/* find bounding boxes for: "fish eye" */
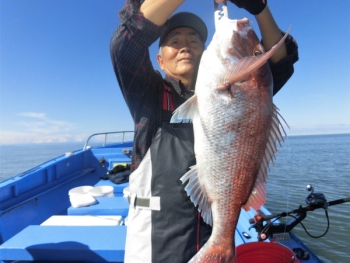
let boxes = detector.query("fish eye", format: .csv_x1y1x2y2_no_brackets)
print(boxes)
254,50,262,56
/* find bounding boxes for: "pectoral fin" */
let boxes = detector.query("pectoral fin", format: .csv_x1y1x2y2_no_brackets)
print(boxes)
180,165,213,226
223,27,291,86
170,94,198,123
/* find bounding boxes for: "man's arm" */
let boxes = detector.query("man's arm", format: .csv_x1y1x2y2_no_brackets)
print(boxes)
140,0,184,26
253,4,298,94
255,5,287,63
111,0,188,114
110,0,165,117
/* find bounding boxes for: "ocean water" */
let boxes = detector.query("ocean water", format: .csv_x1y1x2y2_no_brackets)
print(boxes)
266,133,350,263
0,142,84,182
0,134,349,262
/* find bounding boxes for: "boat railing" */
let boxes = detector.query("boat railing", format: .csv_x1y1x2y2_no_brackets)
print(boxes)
83,131,134,150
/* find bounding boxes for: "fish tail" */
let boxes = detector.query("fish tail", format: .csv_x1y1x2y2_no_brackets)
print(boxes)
189,241,236,263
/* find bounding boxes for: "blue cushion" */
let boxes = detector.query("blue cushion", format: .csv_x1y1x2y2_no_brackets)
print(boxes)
0,225,125,262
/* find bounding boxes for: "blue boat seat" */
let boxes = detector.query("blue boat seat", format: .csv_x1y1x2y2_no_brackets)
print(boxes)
67,196,129,217
0,225,125,262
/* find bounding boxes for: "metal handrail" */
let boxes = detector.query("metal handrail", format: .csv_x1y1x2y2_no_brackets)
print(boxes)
83,131,134,150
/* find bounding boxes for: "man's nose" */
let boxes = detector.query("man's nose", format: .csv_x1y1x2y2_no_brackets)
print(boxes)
179,45,191,53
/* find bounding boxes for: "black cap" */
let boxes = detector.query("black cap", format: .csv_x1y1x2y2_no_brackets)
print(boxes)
159,12,208,47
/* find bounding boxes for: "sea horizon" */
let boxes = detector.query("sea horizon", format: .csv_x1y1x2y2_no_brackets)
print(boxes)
0,132,349,146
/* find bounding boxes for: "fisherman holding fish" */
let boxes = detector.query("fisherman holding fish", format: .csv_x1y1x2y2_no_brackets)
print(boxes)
111,0,298,262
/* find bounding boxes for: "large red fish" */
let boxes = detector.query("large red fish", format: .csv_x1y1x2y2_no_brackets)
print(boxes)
171,17,289,263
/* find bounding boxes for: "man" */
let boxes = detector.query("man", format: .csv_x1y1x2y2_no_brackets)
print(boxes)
110,0,298,262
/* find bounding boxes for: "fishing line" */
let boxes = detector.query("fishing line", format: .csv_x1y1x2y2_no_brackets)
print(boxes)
281,131,291,236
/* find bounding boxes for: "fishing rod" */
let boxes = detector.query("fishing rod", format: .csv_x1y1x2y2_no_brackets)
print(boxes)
248,184,350,242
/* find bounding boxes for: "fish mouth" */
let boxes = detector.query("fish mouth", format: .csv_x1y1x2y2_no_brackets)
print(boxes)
237,18,249,25
236,18,250,31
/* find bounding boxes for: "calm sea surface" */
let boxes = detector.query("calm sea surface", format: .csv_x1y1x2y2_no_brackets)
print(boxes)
0,134,349,262
266,134,350,263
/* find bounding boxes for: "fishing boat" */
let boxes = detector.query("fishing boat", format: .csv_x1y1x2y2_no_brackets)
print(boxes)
0,131,348,263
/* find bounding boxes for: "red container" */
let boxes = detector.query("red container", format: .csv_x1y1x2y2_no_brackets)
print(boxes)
236,242,300,263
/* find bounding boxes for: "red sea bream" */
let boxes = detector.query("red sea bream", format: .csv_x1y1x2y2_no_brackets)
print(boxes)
171,16,290,263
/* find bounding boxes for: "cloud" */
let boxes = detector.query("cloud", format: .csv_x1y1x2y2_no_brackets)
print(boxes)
0,112,87,144
17,112,47,118
0,131,89,144
14,120,75,134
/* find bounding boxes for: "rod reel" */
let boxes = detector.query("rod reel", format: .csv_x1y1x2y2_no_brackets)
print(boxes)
305,184,328,209
248,184,350,241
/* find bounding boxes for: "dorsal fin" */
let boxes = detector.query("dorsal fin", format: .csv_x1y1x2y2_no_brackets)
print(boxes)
242,104,287,211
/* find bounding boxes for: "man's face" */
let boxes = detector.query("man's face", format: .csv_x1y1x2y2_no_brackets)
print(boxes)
157,27,204,82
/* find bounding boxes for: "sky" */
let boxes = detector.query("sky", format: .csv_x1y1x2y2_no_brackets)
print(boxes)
0,0,349,145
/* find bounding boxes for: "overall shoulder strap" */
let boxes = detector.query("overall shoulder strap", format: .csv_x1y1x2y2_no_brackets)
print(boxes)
162,84,175,111
161,83,175,123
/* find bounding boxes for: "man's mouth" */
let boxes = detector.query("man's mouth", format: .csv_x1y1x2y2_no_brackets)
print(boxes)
179,57,194,62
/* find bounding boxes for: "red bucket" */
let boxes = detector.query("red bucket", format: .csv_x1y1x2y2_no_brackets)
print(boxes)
236,242,300,263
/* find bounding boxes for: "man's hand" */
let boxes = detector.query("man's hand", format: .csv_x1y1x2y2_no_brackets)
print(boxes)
216,0,267,15
140,0,185,26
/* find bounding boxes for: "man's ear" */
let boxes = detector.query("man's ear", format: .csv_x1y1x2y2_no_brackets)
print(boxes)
157,54,165,71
